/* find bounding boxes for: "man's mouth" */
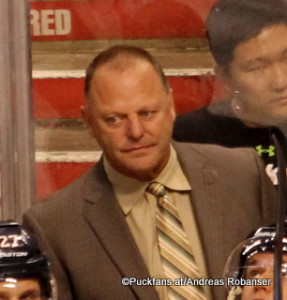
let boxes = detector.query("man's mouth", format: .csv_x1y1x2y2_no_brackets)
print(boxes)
122,144,155,153
272,95,287,106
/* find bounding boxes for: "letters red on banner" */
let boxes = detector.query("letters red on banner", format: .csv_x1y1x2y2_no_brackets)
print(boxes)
30,0,215,41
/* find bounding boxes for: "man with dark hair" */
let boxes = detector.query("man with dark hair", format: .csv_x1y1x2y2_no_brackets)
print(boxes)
173,0,287,184
24,45,276,300
207,0,287,69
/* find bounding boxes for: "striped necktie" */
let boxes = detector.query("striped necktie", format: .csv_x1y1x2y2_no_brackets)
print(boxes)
146,182,206,300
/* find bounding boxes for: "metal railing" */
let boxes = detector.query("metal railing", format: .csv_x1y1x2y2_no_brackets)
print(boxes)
0,0,35,221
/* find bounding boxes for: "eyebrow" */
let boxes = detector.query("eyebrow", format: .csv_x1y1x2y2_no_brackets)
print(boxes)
243,57,270,67
243,47,287,66
20,288,41,298
246,257,264,267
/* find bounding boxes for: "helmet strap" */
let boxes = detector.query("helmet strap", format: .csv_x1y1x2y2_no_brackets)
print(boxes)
227,286,242,300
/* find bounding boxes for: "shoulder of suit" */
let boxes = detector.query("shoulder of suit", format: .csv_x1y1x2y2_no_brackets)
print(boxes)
28,165,98,211
173,140,256,163
174,140,253,154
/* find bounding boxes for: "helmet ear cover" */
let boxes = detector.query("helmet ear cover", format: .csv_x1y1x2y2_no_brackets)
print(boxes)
0,221,52,298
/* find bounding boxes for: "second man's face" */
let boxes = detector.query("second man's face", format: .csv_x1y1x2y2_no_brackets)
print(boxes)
225,24,287,126
0,279,42,300
242,253,287,300
84,60,175,181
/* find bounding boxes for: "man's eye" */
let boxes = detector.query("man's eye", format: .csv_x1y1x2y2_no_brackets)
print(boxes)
105,116,121,125
247,270,259,278
139,111,155,118
281,264,287,277
282,268,287,277
246,266,263,279
247,64,266,72
20,291,41,300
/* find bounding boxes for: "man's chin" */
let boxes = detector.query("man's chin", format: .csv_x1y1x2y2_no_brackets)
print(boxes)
118,161,163,181
242,112,286,127
262,107,287,125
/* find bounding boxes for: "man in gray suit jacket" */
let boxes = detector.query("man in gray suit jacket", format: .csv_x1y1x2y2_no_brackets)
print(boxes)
23,45,276,300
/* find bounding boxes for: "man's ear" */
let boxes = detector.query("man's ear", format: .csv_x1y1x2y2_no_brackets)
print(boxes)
168,88,176,121
214,65,234,95
81,105,88,125
81,104,96,139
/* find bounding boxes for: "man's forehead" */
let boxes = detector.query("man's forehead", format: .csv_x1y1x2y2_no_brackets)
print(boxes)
247,253,287,264
94,56,151,75
0,278,40,292
90,60,163,93
234,24,287,60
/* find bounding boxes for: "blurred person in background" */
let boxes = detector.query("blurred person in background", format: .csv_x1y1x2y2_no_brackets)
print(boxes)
173,0,287,185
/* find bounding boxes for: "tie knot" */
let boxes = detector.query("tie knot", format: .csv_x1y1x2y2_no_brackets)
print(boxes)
146,182,166,198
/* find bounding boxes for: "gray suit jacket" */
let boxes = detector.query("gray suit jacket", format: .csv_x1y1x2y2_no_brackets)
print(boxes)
23,142,276,300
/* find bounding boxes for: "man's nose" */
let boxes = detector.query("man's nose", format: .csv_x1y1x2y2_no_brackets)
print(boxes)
126,115,144,140
270,63,287,92
253,269,273,293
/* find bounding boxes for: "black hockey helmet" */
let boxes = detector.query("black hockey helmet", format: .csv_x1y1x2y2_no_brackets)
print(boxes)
0,221,54,299
241,223,287,267
224,222,287,300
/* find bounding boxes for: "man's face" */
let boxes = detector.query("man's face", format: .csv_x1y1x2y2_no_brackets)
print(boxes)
83,60,175,181
223,24,287,126
0,279,42,300
241,253,287,300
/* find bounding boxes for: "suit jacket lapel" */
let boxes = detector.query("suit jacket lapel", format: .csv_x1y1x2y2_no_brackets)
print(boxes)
82,162,159,300
174,142,225,281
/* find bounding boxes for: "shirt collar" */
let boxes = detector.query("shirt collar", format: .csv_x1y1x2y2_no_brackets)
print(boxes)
104,145,191,215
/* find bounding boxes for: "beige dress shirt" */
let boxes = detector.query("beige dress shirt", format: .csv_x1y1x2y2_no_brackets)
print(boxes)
104,146,211,299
